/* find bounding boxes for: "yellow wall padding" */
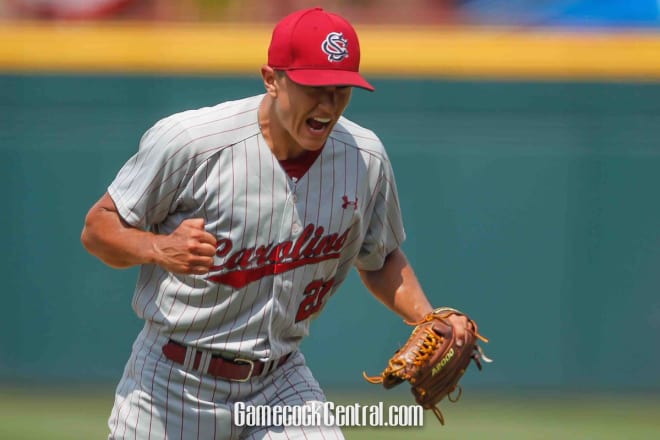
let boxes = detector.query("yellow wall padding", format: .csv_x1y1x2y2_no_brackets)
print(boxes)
2,22,660,80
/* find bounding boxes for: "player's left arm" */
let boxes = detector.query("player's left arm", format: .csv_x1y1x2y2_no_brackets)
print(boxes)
358,248,470,344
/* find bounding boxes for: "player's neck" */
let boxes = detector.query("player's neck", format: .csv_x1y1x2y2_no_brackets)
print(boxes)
258,95,308,161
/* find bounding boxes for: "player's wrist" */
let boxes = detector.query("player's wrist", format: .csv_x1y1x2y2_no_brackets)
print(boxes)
145,232,165,266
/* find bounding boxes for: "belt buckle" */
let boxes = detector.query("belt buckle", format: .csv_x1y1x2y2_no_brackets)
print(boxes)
232,358,255,382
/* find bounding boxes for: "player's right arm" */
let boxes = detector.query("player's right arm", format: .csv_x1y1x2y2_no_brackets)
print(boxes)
81,192,217,275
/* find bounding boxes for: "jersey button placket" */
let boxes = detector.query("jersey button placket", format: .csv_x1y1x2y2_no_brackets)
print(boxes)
269,179,303,352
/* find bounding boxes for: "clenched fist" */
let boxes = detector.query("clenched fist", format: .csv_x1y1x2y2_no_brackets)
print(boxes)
153,218,218,274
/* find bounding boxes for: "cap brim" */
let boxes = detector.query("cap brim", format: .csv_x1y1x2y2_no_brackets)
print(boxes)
286,69,375,92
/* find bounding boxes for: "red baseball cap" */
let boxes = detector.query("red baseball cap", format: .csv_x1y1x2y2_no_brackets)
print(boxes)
268,7,375,91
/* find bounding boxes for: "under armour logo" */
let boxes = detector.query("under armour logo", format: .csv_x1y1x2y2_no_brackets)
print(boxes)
322,32,349,62
342,195,358,209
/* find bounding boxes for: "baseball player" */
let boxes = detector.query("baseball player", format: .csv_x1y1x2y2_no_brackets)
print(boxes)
81,7,470,440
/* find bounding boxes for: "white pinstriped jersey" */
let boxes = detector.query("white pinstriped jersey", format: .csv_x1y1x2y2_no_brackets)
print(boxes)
108,94,405,361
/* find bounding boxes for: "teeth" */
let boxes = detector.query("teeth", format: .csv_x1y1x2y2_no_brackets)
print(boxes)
313,117,331,123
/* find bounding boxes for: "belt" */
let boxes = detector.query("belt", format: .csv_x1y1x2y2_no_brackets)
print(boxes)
162,339,291,382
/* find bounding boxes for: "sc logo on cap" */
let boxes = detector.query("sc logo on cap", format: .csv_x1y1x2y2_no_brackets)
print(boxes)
322,32,349,62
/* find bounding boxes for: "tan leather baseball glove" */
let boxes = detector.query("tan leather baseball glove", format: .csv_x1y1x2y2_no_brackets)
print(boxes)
363,307,492,425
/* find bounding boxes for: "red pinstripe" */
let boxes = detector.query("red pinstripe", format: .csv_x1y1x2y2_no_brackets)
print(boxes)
251,141,277,358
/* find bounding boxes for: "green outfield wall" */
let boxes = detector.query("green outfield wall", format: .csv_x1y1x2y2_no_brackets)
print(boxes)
1,74,659,391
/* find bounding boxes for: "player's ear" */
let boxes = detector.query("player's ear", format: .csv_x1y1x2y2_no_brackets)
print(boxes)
261,65,278,97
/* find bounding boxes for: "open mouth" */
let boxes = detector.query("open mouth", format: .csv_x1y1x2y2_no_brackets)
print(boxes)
306,117,332,134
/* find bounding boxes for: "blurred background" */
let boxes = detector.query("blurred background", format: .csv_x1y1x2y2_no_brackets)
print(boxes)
2,0,660,25
1,1,660,439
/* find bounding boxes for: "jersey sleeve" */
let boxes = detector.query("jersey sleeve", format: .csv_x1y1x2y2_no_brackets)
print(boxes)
354,152,406,271
107,117,196,229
